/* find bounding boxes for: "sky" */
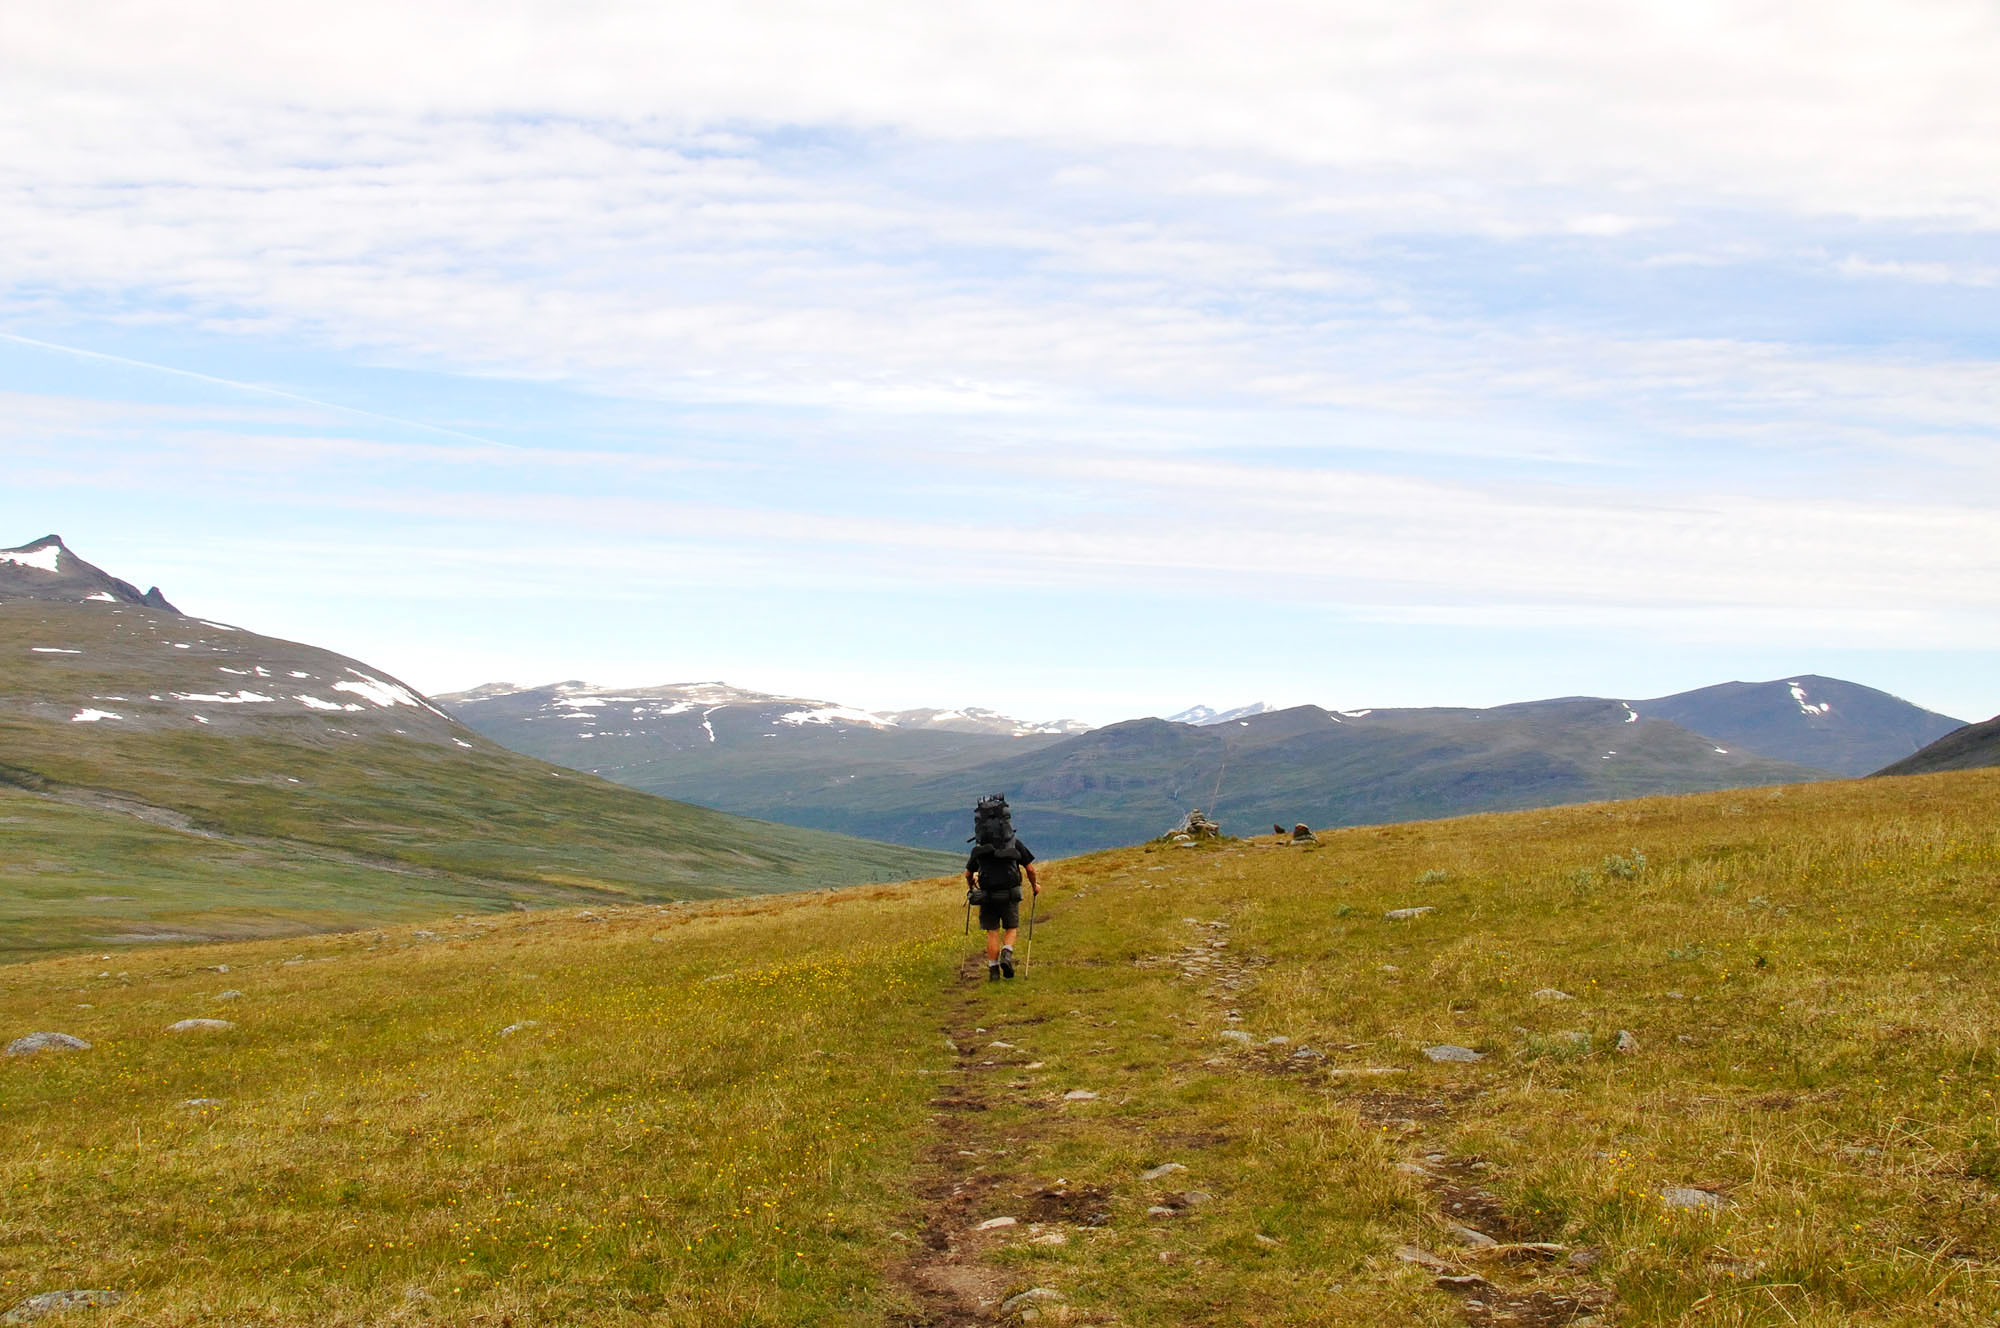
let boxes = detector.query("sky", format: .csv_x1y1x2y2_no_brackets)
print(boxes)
3,1,1997,725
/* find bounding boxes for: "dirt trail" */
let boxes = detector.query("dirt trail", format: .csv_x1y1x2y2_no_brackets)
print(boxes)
1343,1087,1616,1327
893,955,1057,1325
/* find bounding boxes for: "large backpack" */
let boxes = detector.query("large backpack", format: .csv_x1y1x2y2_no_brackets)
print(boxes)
971,793,1014,847
970,794,1023,896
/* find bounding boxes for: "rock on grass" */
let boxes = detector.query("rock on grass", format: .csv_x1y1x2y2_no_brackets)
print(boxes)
1662,1186,1727,1210
4,1033,90,1056
2,1290,126,1324
1423,1044,1485,1063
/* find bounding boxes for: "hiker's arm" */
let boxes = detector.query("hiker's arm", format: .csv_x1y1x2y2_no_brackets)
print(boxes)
1024,863,1039,895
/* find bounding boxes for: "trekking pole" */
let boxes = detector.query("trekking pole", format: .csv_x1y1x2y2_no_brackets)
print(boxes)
964,889,972,937
1024,890,1035,977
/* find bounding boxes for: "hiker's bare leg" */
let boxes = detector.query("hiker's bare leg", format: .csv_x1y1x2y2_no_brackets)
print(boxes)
986,930,1002,962
1002,927,1019,951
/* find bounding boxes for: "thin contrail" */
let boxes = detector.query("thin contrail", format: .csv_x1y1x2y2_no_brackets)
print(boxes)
0,330,526,452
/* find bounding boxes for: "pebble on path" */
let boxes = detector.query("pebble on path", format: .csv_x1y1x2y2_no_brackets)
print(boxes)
999,1287,1065,1315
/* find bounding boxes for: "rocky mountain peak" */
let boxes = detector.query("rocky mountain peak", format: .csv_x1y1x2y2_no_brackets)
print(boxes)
0,534,181,613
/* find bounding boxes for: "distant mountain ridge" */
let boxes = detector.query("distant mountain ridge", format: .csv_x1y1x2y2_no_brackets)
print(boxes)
1627,675,1959,778
439,679,1091,741
445,673,1970,858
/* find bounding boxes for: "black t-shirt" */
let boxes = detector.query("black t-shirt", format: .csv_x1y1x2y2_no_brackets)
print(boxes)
967,838,1035,886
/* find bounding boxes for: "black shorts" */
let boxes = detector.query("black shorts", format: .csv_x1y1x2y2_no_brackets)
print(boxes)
979,891,1021,931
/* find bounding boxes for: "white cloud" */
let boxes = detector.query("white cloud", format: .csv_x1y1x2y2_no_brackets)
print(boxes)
6,1,1999,221
4,0,1999,714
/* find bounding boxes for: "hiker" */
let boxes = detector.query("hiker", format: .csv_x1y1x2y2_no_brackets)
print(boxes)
965,793,1040,981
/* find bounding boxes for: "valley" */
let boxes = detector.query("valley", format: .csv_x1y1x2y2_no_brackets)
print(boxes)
5,768,1998,1324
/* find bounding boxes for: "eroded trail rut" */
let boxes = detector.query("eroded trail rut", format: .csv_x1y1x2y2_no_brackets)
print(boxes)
893,907,1616,1326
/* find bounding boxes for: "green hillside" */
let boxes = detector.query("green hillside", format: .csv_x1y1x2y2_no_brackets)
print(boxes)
5,769,1999,1324
0,602,952,956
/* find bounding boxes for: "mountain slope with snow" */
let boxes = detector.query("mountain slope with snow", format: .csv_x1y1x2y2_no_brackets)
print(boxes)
1627,675,1964,777
0,546,953,956
0,534,179,612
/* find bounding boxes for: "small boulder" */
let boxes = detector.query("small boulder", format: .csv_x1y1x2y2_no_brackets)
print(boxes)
2,1291,126,1324
1449,1224,1498,1249
1385,907,1434,921
5,1032,91,1057
1217,1030,1253,1044
1394,1245,1450,1271
215,990,244,1001
499,1021,540,1037
180,1098,224,1109
1662,1186,1727,1211
1531,988,1574,1001
1062,1089,1098,1102
1616,1029,1639,1054
1141,1162,1187,1181
165,1019,233,1034
1423,1044,1485,1063
975,1216,1017,1230
999,1287,1065,1315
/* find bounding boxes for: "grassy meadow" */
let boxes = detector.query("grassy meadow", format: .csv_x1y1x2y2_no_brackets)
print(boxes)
4,768,2000,1324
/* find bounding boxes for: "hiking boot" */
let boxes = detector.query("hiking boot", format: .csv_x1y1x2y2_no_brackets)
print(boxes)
1000,949,1015,979
987,964,1001,982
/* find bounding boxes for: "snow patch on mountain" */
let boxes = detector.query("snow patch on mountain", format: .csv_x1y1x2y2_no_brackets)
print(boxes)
1,545,61,572
1787,681,1832,717
336,670,448,716
778,706,893,728
298,695,365,712
1166,702,1273,726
